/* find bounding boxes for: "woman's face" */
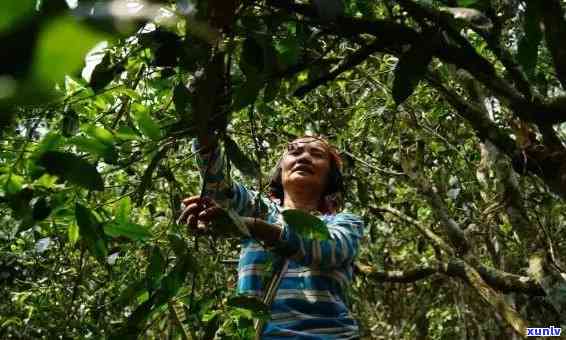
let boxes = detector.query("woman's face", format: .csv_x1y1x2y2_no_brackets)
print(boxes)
280,138,331,198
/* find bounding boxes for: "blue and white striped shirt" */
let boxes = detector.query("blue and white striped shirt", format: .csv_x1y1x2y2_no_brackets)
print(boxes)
195,142,363,339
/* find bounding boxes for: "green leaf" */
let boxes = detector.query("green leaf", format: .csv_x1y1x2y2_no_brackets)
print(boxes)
70,136,118,164
226,295,270,319
34,132,65,157
457,0,479,7
263,79,281,103
85,125,115,146
132,104,162,141
75,203,108,260
0,0,35,34
116,279,147,306
161,255,195,299
136,147,169,206
31,16,109,88
392,42,433,105
34,174,58,189
312,0,344,21
90,52,124,92
113,298,154,339
32,197,52,221
37,151,104,191
202,309,221,323
356,178,369,205
173,83,191,118
112,86,141,100
281,209,330,240
146,246,166,289
2,174,24,195
70,136,106,155
116,126,139,140
104,221,152,241
61,110,80,137
68,223,80,246
356,0,375,18
232,74,264,111
114,197,131,224
5,188,34,220
223,136,259,178
168,233,187,258
241,37,264,75
517,1,542,78
276,36,300,67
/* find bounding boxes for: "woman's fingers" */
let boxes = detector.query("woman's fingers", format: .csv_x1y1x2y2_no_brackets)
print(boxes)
182,196,214,207
178,197,210,218
177,203,200,225
187,214,198,228
182,196,202,205
176,206,189,225
177,196,222,235
198,206,223,222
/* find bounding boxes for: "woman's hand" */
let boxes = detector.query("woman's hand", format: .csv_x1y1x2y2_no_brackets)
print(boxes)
177,196,250,237
177,196,224,234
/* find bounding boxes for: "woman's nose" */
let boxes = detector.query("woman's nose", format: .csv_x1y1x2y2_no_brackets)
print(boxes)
295,152,312,163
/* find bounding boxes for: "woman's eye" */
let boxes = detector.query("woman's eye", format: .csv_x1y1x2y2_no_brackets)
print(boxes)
289,148,301,155
287,148,302,155
311,151,324,158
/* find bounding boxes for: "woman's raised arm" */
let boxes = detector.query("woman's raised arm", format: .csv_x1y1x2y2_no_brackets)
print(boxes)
192,137,266,217
276,212,364,269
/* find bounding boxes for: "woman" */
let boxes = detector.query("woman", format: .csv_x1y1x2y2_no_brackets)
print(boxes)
179,135,364,339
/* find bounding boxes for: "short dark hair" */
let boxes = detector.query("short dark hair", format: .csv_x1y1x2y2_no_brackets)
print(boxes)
268,136,344,212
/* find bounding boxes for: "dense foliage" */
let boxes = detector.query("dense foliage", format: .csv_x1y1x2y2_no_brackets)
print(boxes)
1,0,566,338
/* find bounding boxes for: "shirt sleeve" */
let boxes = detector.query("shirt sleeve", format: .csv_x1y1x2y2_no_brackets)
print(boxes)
276,212,364,269
192,139,267,217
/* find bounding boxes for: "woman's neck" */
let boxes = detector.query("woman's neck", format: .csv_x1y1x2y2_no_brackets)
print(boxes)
282,189,321,212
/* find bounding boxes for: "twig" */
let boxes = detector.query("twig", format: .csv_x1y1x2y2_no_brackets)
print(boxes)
343,150,404,176
294,38,385,97
370,205,454,255
248,105,264,216
187,151,213,312
67,246,86,330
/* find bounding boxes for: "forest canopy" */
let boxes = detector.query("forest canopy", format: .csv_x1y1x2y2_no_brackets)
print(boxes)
1,0,566,338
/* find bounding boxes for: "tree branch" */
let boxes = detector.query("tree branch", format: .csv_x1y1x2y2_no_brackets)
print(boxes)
294,39,386,97
343,150,405,176
457,259,527,337
398,0,533,101
267,0,421,43
370,205,454,256
270,0,566,125
426,71,518,156
370,202,534,334
355,262,437,283
417,182,470,255
355,260,545,296
540,0,566,89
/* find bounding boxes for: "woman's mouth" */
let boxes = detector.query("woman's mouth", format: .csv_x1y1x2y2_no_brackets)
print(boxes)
292,165,313,174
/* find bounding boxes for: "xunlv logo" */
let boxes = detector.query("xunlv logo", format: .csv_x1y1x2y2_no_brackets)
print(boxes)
526,326,562,337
